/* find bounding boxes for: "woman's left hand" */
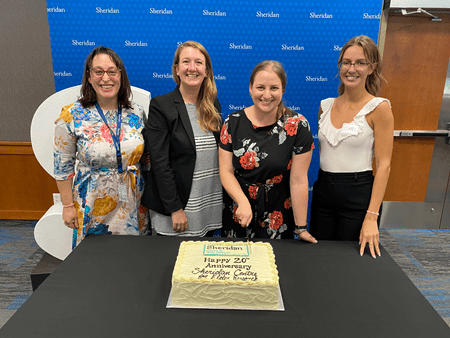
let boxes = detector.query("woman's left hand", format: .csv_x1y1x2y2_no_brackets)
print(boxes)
298,230,318,244
359,216,381,258
140,152,150,165
171,209,188,233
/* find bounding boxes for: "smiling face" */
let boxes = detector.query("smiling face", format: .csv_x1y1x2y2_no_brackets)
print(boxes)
175,47,207,92
249,66,283,116
339,45,374,91
88,53,121,107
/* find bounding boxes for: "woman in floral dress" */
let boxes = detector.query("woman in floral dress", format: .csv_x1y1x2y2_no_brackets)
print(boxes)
219,60,317,241
53,46,149,249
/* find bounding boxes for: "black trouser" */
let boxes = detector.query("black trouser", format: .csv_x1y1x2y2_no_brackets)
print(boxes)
310,169,381,241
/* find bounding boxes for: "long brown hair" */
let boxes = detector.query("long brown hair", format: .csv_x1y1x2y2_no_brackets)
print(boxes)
79,46,132,109
337,35,383,96
172,41,221,132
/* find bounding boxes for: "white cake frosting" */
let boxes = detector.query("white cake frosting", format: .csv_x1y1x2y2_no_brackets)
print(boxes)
171,241,279,309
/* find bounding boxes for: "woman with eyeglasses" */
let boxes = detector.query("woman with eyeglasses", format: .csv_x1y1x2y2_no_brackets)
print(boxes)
141,41,222,236
54,46,149,248
310,35,394,258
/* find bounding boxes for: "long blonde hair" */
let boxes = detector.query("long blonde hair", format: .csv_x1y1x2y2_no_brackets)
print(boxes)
172,41,221,132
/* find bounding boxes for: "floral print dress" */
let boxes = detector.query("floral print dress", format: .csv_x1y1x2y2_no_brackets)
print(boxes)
219,109,314,239
54,102,149,249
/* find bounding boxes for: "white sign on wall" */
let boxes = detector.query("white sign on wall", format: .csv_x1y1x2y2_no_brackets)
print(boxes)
390,0,449,8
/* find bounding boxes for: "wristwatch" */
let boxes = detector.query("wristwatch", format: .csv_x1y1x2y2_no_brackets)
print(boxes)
294,224,307,235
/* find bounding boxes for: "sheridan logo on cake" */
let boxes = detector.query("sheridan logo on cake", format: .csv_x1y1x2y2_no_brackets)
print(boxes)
203,243,249,257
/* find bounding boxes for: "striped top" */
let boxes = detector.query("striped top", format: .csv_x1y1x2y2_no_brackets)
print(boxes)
150,103,222,236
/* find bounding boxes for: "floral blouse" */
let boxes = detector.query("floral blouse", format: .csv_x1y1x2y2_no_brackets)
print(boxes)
54,101,148,248
219,109,314,239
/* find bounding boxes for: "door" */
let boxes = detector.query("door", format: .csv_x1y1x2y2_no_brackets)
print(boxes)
378,7,450,229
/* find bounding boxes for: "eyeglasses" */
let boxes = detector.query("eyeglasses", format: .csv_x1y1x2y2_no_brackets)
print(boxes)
89,68,121,78
339,61,371,70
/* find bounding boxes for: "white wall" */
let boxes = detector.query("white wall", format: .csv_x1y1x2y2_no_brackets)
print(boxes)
390,0,449,8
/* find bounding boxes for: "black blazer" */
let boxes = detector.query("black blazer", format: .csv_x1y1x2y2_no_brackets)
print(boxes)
141,87,221,215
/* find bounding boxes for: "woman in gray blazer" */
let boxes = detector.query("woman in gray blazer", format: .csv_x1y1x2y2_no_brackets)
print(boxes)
141,41,222,236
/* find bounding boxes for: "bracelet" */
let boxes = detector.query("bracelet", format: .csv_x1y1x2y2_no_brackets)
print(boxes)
367,210,379,216
294,224,308,234
63,203,74,208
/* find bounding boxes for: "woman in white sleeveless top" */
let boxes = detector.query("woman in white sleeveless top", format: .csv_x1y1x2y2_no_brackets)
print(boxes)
310,36,394,258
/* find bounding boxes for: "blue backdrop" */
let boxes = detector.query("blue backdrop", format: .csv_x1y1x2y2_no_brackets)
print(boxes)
46,0,383,221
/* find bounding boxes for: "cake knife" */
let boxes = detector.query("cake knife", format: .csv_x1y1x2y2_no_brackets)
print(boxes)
246,228,252,254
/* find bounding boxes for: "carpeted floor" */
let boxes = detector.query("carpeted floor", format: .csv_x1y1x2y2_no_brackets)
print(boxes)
0,220,449,329
379,228,450,327
0,220,43,328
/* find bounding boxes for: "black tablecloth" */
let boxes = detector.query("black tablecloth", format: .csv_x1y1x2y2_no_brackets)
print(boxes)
2,236,449,338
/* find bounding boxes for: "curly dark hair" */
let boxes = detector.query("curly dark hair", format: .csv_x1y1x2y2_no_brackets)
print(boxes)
79,46,132,109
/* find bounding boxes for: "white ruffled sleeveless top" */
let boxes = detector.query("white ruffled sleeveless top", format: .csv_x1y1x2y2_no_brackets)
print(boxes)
318,97,390,173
